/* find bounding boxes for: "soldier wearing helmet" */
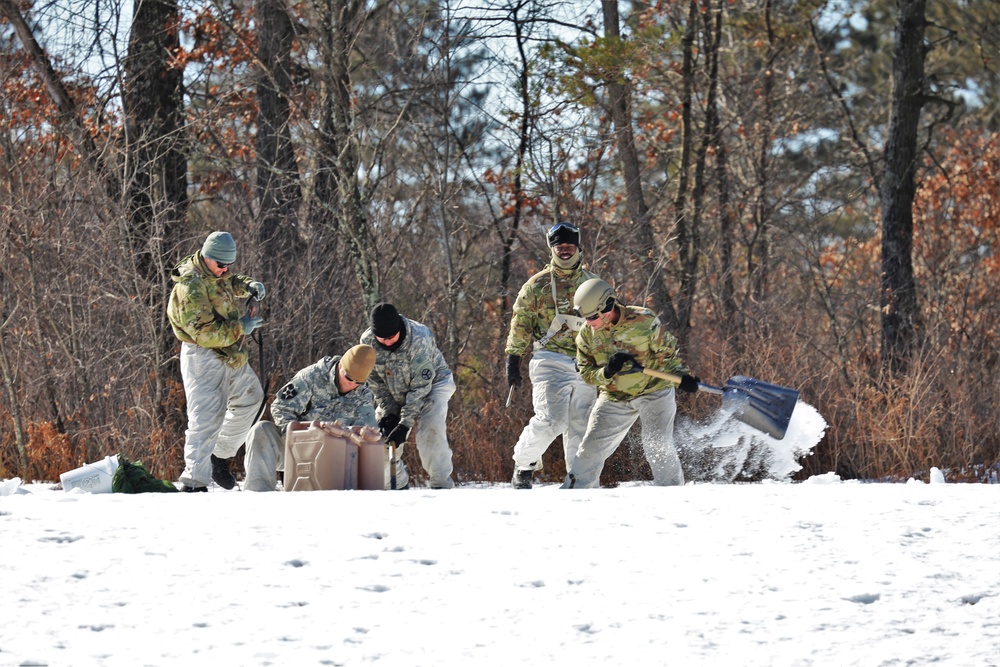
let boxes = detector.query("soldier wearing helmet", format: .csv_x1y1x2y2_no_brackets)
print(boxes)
504,222,600,489
565,279,700,489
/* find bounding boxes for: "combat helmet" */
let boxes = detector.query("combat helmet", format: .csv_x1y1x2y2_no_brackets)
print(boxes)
574,278,617,319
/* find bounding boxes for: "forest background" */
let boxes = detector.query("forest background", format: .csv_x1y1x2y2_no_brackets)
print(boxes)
1,0,998,486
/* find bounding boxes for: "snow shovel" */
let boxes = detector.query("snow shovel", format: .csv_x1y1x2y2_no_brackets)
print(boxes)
633,365,799,440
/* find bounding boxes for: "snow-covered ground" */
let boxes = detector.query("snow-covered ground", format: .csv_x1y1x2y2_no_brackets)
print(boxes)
2,402,998,666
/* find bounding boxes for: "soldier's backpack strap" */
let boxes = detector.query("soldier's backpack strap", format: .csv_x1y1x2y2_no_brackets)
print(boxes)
533,270,585,350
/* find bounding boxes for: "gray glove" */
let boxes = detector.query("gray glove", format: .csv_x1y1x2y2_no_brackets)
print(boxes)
248,281,266,301
239,312,263,335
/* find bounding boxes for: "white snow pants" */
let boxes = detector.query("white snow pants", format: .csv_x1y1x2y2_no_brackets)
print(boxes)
243,421,411,491
408,375,456,488
242,421,284,492
178,342,263,488
511,350,597,480
566,387,685,489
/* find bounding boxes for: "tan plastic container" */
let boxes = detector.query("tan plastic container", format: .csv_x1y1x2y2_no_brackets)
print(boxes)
351,426,387,490
283,421,358,491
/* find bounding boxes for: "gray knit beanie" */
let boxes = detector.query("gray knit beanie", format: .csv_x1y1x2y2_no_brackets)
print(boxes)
202,231,237,264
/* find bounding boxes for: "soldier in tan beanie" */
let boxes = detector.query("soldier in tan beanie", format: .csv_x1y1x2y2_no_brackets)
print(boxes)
243,345,379,491
340,344,376,383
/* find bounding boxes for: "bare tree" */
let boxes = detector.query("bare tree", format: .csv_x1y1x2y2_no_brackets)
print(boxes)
122,0,188,278
600,0,678,329
256,0,303,274
880,0,928,374
311,0,380,308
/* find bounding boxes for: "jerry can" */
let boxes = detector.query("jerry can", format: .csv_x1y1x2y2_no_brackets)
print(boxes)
283,420,358,491
351,425,387,490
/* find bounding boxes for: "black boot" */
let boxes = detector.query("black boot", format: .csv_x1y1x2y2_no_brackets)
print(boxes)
179,484,208,492
511,469,533,490
211,454,237,490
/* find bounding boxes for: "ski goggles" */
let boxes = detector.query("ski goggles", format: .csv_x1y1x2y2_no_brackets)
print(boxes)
547,222,580,247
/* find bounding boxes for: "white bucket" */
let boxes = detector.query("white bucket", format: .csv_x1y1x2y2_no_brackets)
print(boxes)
59,455,119,494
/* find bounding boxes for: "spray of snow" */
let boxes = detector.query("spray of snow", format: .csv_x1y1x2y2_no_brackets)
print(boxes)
677,400,827,483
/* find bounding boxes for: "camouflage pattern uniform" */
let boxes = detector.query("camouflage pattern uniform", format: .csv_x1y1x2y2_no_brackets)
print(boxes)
505,262,599,479
167,251,264,488
243,355,377,492
568,305,689,488
360,317,455,488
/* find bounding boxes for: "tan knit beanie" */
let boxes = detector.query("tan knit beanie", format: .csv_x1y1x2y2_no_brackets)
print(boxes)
341,344,376,382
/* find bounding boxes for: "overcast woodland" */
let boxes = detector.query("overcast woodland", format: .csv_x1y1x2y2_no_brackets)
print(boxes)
1,0,999,485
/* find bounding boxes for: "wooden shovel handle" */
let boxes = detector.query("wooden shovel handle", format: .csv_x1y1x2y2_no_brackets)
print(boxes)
639,367,682,383
638,366,724,396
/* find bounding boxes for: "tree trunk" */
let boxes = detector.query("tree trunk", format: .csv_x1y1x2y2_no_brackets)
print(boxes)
328,0,378,308
749,0,775,303
601,0,678,329
123,0,189,430
673,0,700,343
880,0,927,374
704,2,737,331
256,0,303,275
0,301,28,478
498,3,533,340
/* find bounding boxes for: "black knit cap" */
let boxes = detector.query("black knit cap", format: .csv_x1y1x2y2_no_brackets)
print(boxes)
371,303,403,338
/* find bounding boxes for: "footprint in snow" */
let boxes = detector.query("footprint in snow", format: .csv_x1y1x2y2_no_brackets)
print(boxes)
358,584,390,593
39,534,84,543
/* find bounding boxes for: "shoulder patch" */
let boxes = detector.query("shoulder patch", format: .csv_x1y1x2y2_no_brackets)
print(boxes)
278,383,298,400
421,368,432,381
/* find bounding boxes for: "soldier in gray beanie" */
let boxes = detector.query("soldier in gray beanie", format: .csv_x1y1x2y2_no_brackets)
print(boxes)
202,231,238,264
167,231,267,491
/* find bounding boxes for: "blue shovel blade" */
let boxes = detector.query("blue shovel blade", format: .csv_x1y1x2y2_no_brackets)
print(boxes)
720,376,800,440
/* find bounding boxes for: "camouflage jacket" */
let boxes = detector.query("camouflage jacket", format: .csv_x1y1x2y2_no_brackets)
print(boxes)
505,262,600,359
576,305,688,402
360,317,452,428
270,355,377,432
167,252,256,368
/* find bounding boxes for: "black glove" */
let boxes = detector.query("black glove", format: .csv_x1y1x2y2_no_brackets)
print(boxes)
679,374,700,393
506,355,522,388
378,413,401,438
603,351,634,378
386,423,410,446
